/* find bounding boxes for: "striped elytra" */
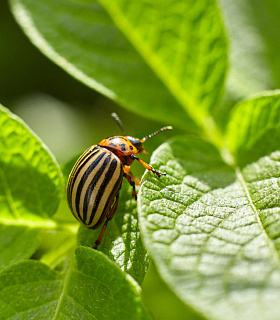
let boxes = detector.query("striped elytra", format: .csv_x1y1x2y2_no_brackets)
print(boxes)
67,145,123,229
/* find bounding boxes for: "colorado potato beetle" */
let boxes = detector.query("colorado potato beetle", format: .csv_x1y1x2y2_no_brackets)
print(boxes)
67,113,172,249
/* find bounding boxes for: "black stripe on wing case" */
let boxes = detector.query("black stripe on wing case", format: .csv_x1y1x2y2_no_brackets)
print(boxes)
94,169,123,228
82,153,112,222
74,151,107,221
69,148,100,196
87,158,118,225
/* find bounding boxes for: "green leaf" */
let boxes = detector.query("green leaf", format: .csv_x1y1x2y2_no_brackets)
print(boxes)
0,259,59,320
78,181,149,284
0,225,40,270
226,91,280,167
0,247,151,320
98,0,227,116
10,0,227,132
138,136,280,320
0,104,63,223
10,0,195,130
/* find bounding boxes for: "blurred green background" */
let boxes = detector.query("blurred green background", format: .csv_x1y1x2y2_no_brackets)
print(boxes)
0,1,202,319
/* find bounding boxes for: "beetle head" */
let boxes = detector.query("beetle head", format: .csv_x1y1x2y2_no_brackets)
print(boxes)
126,136,147,154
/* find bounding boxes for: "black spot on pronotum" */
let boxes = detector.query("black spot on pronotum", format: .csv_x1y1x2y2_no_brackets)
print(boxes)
109,142,117,147
119,143,126,151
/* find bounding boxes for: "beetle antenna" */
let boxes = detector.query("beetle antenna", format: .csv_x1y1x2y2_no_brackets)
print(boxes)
141,126,173,143
111,113,127,135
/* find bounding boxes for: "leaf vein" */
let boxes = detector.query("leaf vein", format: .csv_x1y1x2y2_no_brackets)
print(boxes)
236,167,280,270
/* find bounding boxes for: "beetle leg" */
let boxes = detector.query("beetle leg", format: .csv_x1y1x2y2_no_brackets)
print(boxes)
124,173,137,200
123,165,140,186
130,155,166,178
93,194,119,250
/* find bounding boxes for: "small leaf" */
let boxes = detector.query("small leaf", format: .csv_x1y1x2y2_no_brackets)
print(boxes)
0,247,151,320
138,137,280,320
0,104,63,222
73,247,151,319
226,91,280,167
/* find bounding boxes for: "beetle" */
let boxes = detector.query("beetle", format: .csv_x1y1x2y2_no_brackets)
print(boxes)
67,113,172,249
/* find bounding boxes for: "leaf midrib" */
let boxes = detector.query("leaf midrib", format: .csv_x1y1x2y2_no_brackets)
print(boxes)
52,258,72,320
235,167,280,270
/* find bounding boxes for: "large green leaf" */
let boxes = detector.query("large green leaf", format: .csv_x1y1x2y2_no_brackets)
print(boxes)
138,135,280,320
10,0,227,133
0,247,151,320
